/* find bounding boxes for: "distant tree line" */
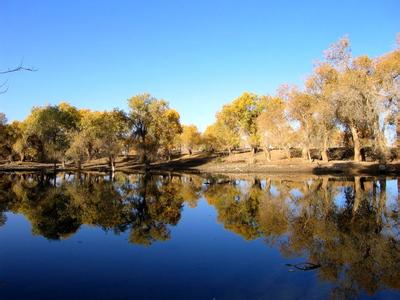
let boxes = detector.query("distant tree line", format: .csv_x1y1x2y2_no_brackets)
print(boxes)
0,94,186,169
0,35,399,167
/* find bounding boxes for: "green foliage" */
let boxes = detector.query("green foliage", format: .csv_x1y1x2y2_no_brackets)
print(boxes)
128,93,182,162
24,103,80,162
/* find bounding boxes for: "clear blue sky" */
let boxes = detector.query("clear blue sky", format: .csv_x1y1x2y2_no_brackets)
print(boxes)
1,0,399,131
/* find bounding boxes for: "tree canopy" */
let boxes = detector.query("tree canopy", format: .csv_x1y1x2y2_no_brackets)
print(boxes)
1,34,399,165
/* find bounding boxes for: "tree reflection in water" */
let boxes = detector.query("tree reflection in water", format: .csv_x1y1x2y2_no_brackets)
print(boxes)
0,172,399,297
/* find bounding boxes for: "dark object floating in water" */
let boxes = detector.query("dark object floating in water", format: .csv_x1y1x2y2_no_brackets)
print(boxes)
285,262,321,271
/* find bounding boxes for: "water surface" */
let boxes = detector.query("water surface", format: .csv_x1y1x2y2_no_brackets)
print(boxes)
0,172,399,299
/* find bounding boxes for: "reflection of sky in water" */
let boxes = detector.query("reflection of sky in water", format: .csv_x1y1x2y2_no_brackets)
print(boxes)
0,199,330,299
334,187,347,209
0,174,399,300
290,188,303,199
386,179,399,211
269,185,280,197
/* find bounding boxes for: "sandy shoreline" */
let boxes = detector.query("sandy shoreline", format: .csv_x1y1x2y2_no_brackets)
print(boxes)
1,157,399,176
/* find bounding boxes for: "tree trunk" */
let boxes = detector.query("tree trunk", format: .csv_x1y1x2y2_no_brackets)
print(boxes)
265,178,271,193
302,145,308,160
264,147,271,161
353,176,362,215
321,149,328,162
110,156,115,173
302,145,311,162
321,135,329,162
87,143,93,161
322,177,330,213
253,177,261,189
350,125,362,162
141,135,148,165
375,129,387,163
377,177,386,225
124,144,130,159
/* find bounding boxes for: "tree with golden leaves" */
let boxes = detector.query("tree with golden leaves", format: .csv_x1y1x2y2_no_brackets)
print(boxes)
158,109,182,160
305,63,338,161
257,95,293,160
128,93,182,163
322,36,398,161
180,124,201,155
215,92,262,153
286,87,317,161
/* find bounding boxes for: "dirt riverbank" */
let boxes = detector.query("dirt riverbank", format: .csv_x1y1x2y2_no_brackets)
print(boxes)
1,152,399,176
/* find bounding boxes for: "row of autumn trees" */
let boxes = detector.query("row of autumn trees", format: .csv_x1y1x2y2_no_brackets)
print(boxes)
203,36,400,162
0,95,192,169
0,35,399,166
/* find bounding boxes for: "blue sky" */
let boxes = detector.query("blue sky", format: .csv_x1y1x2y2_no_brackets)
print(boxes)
1,0,399,131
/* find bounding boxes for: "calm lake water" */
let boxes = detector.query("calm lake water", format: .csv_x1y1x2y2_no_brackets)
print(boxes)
0,172,399,300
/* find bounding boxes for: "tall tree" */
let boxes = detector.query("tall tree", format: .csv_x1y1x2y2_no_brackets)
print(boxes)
97,109,129,172
11,120,39,162
375,39,400,148
257,96,293,160
128,93,182,163
157,108,182,161
24,103,80,167
180,124,201,155
203,121,239,154
287,88,316,161
216,92,262,153
0,113,11,160
305,63,338,161
322,37,394,161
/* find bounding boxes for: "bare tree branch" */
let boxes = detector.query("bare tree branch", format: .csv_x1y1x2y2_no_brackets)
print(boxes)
0,80,9,94
0,61,37,94
0,65,37,74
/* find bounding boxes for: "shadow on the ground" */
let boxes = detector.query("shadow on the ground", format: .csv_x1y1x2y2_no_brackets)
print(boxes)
312,161,400,176
151,153,217,170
